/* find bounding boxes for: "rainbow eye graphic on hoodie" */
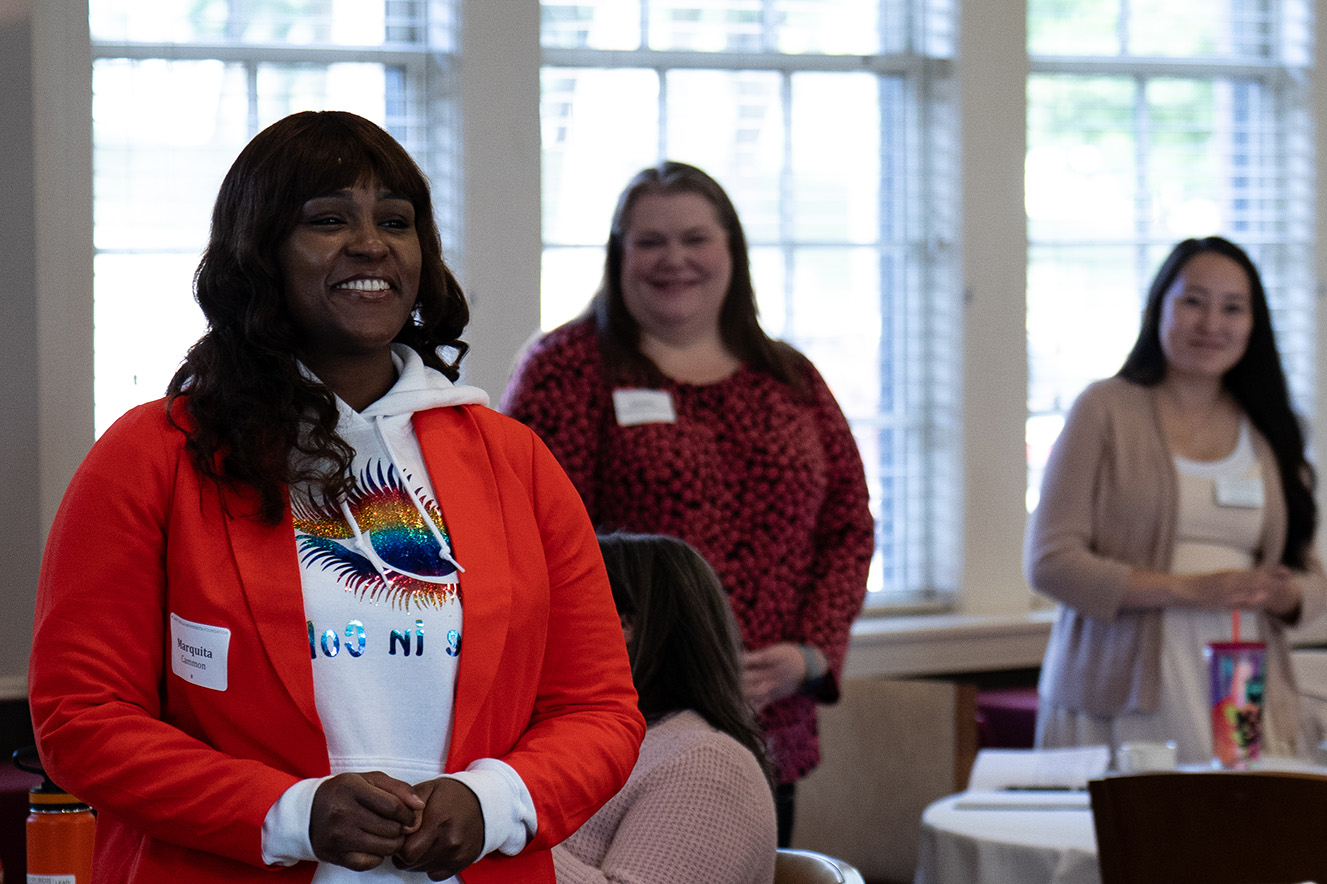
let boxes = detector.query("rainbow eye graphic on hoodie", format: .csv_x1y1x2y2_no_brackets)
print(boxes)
293,461,458,609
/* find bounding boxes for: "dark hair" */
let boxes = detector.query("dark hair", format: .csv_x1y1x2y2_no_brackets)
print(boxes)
587,161,809,396
1118,236,1316,568
597,532,773,785
166,110,469,523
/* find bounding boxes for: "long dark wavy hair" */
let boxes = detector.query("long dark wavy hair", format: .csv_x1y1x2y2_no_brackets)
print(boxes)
587,161,809,397
166,111,470,523
1117,236,1316,569
597,532,774,786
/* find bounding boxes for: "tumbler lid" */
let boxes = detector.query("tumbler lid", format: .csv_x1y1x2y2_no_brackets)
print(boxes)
28,790,91,811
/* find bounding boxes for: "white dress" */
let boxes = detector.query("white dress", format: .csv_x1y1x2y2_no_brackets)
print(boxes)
1038,421,1292,765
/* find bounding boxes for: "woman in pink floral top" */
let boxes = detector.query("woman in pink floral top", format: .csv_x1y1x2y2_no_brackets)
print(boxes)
501,161,874,844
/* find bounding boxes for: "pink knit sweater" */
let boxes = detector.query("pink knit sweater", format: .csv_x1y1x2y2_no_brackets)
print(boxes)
552,710,777,884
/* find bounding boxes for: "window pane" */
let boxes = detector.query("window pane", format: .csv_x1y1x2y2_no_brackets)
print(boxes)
665,70,784,242
789,247,882,416
93,253,207,435
644,0,916,55
647,0,766,52
541,0,929,55
1028,0,1121,56
93,59,248,252
541,246,604,332
1025,0,1315,510
1128,0,1272,57
1026,74,1302,423
93,58,408,258
91,0,420,46
1029,0,1281,58
791,72,880,243
750,244,789,337
541,68,660,246
1025,76,1135,242
1027,242,1147,396
541,1,643,50
773,0,882,54
256,64,394,123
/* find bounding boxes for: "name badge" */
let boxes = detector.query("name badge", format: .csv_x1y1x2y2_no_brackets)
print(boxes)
169,613,231,692
1215,477,1264,509
612,388,676,426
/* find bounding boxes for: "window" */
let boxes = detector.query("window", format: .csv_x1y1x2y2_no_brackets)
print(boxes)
1025,0,1315,509
89,0,458,435
539,0,962,606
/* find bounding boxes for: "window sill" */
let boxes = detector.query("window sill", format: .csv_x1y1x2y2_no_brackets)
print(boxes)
845,609,1055,679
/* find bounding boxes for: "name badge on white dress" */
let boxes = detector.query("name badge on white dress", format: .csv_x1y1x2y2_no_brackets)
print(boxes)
1215,477,1264,508
612,388,677,426
169,613,231,692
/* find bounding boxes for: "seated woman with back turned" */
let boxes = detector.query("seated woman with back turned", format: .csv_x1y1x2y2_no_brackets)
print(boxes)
554,532,777,884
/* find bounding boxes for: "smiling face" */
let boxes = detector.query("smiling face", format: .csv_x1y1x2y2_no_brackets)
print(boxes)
619,191,734,341
1157,251,1255,383
279,179,422,377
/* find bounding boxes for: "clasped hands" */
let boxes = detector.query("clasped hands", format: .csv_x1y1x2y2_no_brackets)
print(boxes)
1190,565,1302,620
743,641,820,711
310,771,484,880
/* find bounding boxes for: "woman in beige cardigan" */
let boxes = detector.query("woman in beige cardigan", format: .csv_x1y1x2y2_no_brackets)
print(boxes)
1026,236,1326,765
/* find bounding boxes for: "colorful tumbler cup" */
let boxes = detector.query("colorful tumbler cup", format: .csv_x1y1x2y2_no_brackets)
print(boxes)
1206,640,1266,769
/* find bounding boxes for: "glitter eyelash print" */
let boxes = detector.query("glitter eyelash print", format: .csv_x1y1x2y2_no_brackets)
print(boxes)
293,461,459,609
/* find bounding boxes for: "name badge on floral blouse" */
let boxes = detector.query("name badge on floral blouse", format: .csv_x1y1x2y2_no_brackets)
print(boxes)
612,388,676,426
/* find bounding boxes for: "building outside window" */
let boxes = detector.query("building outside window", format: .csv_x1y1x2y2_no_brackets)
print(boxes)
539,0,962,606
1025,0,1316,510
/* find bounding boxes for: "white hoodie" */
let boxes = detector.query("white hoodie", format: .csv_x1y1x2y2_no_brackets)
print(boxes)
262,345,536,880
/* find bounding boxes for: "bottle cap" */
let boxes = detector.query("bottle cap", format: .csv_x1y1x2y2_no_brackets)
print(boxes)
28,790,91,811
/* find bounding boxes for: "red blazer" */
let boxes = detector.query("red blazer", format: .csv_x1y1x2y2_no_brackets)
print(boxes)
29,401,644,883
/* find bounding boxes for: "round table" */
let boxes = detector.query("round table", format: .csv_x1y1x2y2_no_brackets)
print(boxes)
913,756,1327,884
913,790,1098,884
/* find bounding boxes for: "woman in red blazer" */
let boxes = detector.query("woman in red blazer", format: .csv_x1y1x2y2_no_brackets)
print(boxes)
28,111,644,883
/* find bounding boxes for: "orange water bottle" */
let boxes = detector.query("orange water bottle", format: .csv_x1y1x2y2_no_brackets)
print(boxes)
13,748,95,884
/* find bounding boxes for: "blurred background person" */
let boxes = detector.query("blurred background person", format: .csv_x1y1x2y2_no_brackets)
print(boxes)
501,161,874,844
1026,235,1325,765
29,110,643,883
554,531,776,884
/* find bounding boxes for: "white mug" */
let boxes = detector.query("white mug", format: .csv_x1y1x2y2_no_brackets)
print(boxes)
1116,740,1178,773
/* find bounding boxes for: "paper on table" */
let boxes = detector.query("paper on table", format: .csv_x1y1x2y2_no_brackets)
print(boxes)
966,746,1111,792
952,789,1092,811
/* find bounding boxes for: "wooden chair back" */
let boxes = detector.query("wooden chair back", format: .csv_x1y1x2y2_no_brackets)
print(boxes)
1089,771,1327,884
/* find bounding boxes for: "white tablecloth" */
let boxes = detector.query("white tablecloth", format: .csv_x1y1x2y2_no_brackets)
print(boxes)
913,790,1100,884
914,757,1327,884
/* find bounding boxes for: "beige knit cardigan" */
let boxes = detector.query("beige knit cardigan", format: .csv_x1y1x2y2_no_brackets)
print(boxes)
1026,377,1327,746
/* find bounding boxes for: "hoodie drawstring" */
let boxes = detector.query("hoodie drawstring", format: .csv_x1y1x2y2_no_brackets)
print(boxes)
337,415,465,585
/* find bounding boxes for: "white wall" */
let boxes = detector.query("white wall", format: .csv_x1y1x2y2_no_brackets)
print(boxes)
2,0,92,699
0,0,42,701
456,0,542,399
5,0,1326,697
957,0,1032,618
